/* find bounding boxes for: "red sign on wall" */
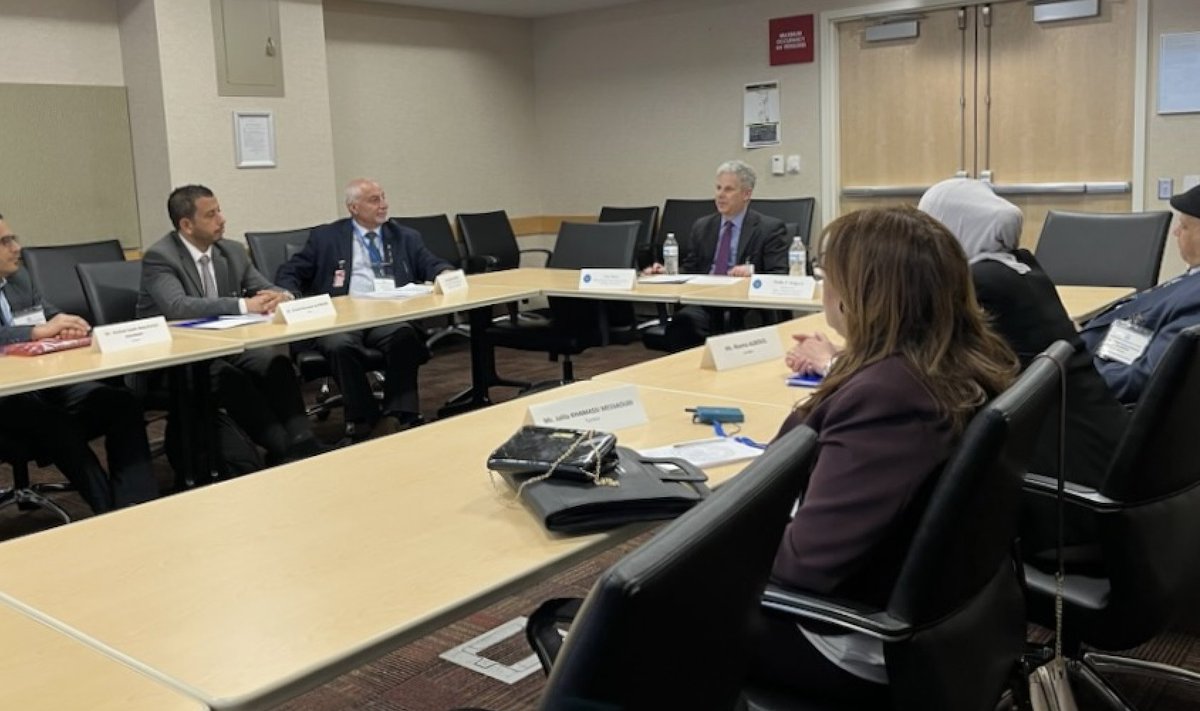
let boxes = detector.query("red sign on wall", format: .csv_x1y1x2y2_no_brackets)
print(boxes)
770,14,815,66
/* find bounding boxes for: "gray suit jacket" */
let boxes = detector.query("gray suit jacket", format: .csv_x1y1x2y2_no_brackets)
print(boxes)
136,232,279,320
0,268,62,345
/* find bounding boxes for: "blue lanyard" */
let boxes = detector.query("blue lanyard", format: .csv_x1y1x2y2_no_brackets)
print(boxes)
712,421,767,449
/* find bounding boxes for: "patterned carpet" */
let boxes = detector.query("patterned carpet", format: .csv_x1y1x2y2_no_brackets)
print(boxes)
4,321,1200,709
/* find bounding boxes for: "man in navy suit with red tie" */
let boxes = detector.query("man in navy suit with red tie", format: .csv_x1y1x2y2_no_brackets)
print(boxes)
1080,184,1200,403
644,160,788,351
276,179,453,441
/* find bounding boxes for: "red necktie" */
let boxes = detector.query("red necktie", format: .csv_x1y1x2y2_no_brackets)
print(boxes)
712,221,733,275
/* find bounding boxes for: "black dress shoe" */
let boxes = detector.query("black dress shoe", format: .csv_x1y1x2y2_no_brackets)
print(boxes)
344,421,372,443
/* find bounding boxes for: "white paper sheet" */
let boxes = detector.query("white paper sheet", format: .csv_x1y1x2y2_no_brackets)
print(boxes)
354,283,435,299
639,437,763,468
688,275,743,286
183,314,273,330
637,274,695,284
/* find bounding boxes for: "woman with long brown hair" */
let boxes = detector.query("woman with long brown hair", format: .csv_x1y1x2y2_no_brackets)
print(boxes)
751,206,1018,700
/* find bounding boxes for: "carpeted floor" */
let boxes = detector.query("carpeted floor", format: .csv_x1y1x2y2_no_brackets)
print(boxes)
4,320,1200,710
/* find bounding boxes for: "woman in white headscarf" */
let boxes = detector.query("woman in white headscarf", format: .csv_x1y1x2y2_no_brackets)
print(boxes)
919,178,1128,557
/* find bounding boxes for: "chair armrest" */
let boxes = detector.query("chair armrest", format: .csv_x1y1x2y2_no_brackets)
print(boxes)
463,255,492,274
760,584,913,642
1021,473,1120,511
519,247,553,267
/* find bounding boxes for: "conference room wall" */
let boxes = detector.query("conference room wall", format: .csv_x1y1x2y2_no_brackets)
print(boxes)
323,0,543,219
533,0,825,222
1145,0,1200,280
0,0,124,86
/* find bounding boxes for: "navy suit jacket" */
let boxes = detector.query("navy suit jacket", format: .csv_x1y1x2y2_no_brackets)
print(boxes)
0,268,61,345
275,218,452,297
681,209,788,275
1079,270,1200,404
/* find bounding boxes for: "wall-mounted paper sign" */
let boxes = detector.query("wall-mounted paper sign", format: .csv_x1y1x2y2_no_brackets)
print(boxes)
747,274,816,301
275,294,335,324
93,316,171,353
435,269,468,295
234,110,276,168
701,325,784,371
579,269,637,291
525,384,648,431
744,81,781,148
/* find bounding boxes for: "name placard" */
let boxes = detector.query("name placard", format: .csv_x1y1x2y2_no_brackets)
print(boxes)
747,275,817,301
94,316,171,353
700,325,784,371
525,384,648,431
579,268,637,291
435,269,469,295
275,294,336,324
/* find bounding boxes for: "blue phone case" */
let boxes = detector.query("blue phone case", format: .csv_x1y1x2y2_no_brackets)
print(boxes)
787,372,823,387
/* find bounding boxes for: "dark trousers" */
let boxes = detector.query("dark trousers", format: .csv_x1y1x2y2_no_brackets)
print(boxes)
0,382,158,513
211,347,312,460
746,609,889,705
313,324,427,426
663,305,718,352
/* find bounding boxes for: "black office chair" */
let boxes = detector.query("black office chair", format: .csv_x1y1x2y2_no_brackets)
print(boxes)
750,197,816,243
745,342,1070,711
599,205,660,270
524,426,820,710
456,210,552,272
640,199,718,351
1034,210,1172,290
390,215,481,349
21,239,126,324
76,260,140,326
484,221,639,388
1021,326,1200,709
0,434,72,525
246,227,385,420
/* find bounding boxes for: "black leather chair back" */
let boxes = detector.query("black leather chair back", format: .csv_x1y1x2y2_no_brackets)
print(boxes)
657,198,716,262
457,210,519,271
598,205,659,268
391,215,463,269
539,427,820,711
22,239,126,323
245,228,313,282
76,261,141,325
883,341,1069,711
750,197,816,245
548,221,640,270
1034,210,1171,290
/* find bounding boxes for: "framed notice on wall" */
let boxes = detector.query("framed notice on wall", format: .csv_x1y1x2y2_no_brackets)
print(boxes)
744,81,781,148
233,110,276,168
1159,32,1200,114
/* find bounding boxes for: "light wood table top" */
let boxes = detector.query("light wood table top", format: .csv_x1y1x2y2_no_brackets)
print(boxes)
1055,285,1132,323
680,279,824,312
0,330,243,398
467,267,730,303
174,284,540,349
0,380,788,710
0,603,204,710
596,313,837,409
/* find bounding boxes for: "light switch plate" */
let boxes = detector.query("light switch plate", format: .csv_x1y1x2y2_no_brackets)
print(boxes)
1158,178,1174,200
770,155,785,175
786,155,801,174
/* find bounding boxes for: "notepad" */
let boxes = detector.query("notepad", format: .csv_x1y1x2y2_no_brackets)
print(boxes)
639,437,763,468
354,283,435,299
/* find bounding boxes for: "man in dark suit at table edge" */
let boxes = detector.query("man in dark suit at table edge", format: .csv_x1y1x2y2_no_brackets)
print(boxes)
276,178,453,441
644,160,788,352
0,212,158,512
136,184,322,468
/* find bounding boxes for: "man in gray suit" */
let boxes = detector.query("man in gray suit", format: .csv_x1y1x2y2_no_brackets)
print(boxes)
138,185,320,466
0,213,158,512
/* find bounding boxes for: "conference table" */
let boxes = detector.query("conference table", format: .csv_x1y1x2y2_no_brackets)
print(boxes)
0,379,789,710
0,603,204,710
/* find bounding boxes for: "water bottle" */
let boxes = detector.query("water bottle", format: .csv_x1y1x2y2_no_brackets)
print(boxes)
663,232,680,275
788,236,807,277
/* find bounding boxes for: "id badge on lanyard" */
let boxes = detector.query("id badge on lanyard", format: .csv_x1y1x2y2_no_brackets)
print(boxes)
1097,317,1152,365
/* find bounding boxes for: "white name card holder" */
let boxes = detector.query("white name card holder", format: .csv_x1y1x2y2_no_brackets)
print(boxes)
435,269,469,295
747,275,817,301
525,384,648,430
275,294,336,324
579,269,637,291
93,316,172,353
700,325,785,371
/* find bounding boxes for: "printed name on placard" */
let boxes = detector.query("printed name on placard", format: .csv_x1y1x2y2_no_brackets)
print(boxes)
700,325,785,371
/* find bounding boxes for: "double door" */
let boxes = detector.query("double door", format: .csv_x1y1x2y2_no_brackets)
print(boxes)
837,0,1137,249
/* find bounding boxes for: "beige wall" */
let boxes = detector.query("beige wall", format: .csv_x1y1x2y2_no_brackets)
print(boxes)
534,0,825,221
118,0,172,243
1146,0,1200,278
323,0,541,218
0,0,123,86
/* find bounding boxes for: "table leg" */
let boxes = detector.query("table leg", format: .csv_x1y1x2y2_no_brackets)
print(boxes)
169,359,218,490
